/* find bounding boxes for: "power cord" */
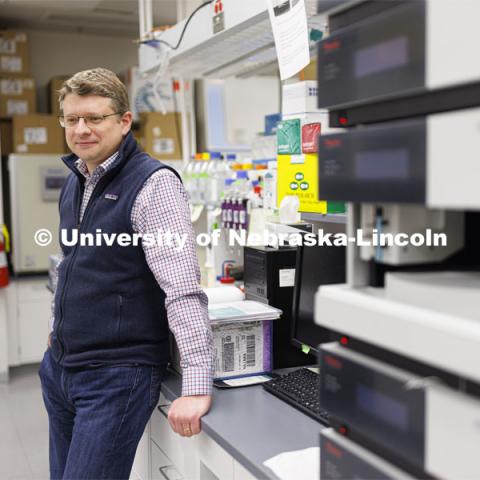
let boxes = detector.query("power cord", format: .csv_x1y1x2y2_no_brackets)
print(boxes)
142,1,214,51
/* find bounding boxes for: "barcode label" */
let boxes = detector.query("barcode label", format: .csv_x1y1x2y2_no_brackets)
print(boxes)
7,100,27,115
1,55,22,72
153,138,174,154
24,127,47,145
222,342,234,372
213,321,265,379
0,39,15,54
1,79,23,95
246,335,256,366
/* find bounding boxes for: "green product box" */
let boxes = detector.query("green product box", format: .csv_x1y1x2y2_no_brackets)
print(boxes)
277,119,301,155
327,202,346,214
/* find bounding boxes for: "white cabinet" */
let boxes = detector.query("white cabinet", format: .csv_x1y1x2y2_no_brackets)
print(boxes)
7,277,51,366
197,434,233,480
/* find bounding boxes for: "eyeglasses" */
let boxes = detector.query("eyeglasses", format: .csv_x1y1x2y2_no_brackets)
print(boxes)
58,112,123,128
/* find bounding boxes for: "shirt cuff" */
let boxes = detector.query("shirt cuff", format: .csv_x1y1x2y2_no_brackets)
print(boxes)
181,366,213,396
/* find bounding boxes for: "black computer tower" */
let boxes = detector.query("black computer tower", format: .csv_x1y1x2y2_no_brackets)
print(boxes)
244,246,314,368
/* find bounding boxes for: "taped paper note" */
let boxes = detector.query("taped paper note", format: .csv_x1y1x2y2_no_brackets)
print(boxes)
266,0,310,80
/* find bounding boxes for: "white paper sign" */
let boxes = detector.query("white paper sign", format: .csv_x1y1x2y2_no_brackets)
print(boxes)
279,268,295,287
266,0,310,80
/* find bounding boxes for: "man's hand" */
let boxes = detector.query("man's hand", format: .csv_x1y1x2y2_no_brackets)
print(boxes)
47,333,52,348
167,395,212,438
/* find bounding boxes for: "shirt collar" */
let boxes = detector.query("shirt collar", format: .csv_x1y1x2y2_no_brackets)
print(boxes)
75,151,119,179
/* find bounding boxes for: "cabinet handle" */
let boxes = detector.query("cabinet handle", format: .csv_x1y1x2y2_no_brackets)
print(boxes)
159,465,183,480
157,404,171,418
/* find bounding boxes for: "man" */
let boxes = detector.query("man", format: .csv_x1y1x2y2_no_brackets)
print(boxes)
39,68,213,480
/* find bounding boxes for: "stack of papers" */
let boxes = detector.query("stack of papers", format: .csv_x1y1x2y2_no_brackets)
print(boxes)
208,300,282,323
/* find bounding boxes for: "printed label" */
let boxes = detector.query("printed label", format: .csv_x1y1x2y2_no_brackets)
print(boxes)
24,127,47,145
279,268,295,287
0,39,15,54
1,79,23,95
1,55,22,72
213,321,264,378
7,100,27,115
153,138,174,154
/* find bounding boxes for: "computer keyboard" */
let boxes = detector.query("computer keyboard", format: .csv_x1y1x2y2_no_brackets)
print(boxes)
262,368,330,425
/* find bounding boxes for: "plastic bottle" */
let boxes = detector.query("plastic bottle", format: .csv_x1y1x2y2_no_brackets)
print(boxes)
197,153,211,204
207,152,222,206
264,160,277,210
215,155,231,206
190,154,204,204
234,171,249,231
221,179,234,229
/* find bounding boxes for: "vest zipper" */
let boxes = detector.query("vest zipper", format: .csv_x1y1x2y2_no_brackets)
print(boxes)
56,179,106,363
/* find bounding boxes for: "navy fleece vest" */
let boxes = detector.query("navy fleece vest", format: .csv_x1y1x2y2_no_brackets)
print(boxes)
50,132,179,367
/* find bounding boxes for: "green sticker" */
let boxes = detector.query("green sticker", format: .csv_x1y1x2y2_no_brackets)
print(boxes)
300,182,309,190
290,182,299,190
295,172,304,181
301,344,311,354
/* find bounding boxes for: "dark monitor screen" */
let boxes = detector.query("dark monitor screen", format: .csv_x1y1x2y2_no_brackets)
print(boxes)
291,240,346,354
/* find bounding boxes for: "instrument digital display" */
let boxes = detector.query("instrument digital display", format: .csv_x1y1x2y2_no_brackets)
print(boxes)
355,36,409,79
355,149,409,179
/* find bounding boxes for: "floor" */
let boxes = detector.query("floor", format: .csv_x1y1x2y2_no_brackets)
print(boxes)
0,364,49,480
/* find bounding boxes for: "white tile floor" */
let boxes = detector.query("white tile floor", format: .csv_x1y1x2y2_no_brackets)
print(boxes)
0,364,49,480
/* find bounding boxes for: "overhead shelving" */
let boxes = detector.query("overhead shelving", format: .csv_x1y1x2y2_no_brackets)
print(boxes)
139,0,327,78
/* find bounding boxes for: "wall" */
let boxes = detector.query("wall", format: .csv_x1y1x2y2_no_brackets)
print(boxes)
24,29,138,113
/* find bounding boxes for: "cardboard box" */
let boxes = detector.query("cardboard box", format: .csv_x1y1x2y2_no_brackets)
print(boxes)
0,75,36,116
0,31,30,74
282,81,320,116
277,153,327,214
126,67,178,122
12,114,66,154
138,112,182,161
300,58,317,81
302,122,321,154
277,118,301,155
48,75,70,115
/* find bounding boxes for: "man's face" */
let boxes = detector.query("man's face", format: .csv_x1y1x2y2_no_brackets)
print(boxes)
62,93,132,168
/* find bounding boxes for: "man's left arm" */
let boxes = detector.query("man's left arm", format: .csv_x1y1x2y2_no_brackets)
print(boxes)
132,168,214,437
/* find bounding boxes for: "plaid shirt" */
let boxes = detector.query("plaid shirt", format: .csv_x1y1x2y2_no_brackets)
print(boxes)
51,152,213,396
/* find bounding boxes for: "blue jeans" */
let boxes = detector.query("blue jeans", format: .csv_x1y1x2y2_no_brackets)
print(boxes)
39,349,165,480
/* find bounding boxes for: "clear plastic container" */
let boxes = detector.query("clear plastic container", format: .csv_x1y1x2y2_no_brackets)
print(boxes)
263,160,278,210
197,153,211,204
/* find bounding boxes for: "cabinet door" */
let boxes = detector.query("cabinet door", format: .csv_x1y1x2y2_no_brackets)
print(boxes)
18,299,50,363
197,433,234,480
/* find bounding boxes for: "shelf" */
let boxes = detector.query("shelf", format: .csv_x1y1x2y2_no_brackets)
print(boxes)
315,284,480,382
139,0,327,78
301,212,347,224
